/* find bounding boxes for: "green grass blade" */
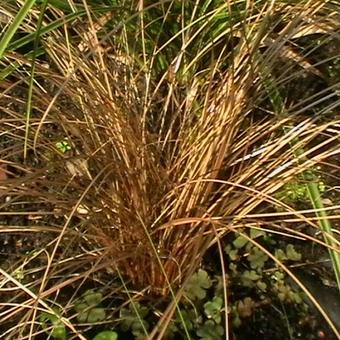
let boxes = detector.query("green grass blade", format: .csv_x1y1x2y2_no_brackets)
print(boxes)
0,0,37,59
41,0,73,12
306,181,340,289
262,67,340,294
115,269,150,339
24,0,49,160
6,7,113,53
0,48,45,80
7,10,86,52
296,150,340,290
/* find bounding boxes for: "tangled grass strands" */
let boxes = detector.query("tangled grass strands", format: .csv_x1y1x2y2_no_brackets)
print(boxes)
0,0,339,337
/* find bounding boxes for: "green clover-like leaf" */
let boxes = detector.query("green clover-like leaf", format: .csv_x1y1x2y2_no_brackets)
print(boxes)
196,320,224,340
87,307,106,323
184,269,212,300
94,331,118,340
75,302,88,313
250,228,266,239
120,306,137,331
75,289,106,323
77,310,89,323
83,290,103,306
40,311,66,340
236,297,255,318
51,323,67,340
275,282,291,302
272,270,285,282
204,296,223,324
247,247,268,270
131,319,149,339
256,280,267,292
229,263,238,275
55,139,71,153
275,249,287,261
224,244,239,261
75,302,90,323
119,302,149,333
177,309,197,331
233,235,248,249
286,244,301,261
240,270,261,287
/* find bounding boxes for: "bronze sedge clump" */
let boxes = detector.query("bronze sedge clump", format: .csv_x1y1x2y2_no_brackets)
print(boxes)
1,38,255,295
48,48,258,294
1,0,339,302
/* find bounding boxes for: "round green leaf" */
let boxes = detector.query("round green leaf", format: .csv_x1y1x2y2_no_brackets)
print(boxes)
233,235,248,249
87,307,106,323
77,310,89,323
94,330,118,340
84,290,103,306
75,302,88,313
51,322,67,340
204,296,223,324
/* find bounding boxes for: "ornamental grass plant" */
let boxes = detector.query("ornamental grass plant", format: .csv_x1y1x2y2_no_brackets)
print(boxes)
0,0,339,339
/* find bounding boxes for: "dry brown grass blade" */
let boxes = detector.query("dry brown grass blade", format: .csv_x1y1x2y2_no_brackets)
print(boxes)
0,267,87,340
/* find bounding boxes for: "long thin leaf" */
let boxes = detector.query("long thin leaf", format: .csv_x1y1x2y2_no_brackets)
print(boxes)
0,0,37,58
24,0,50,160
291,138,340,291
262,65,340,293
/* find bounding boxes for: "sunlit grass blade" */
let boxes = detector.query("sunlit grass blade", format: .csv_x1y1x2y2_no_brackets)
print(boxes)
0,0,37,58
7,10,87,52
24,0,49,160
292,140,340,292
263,67,340,293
